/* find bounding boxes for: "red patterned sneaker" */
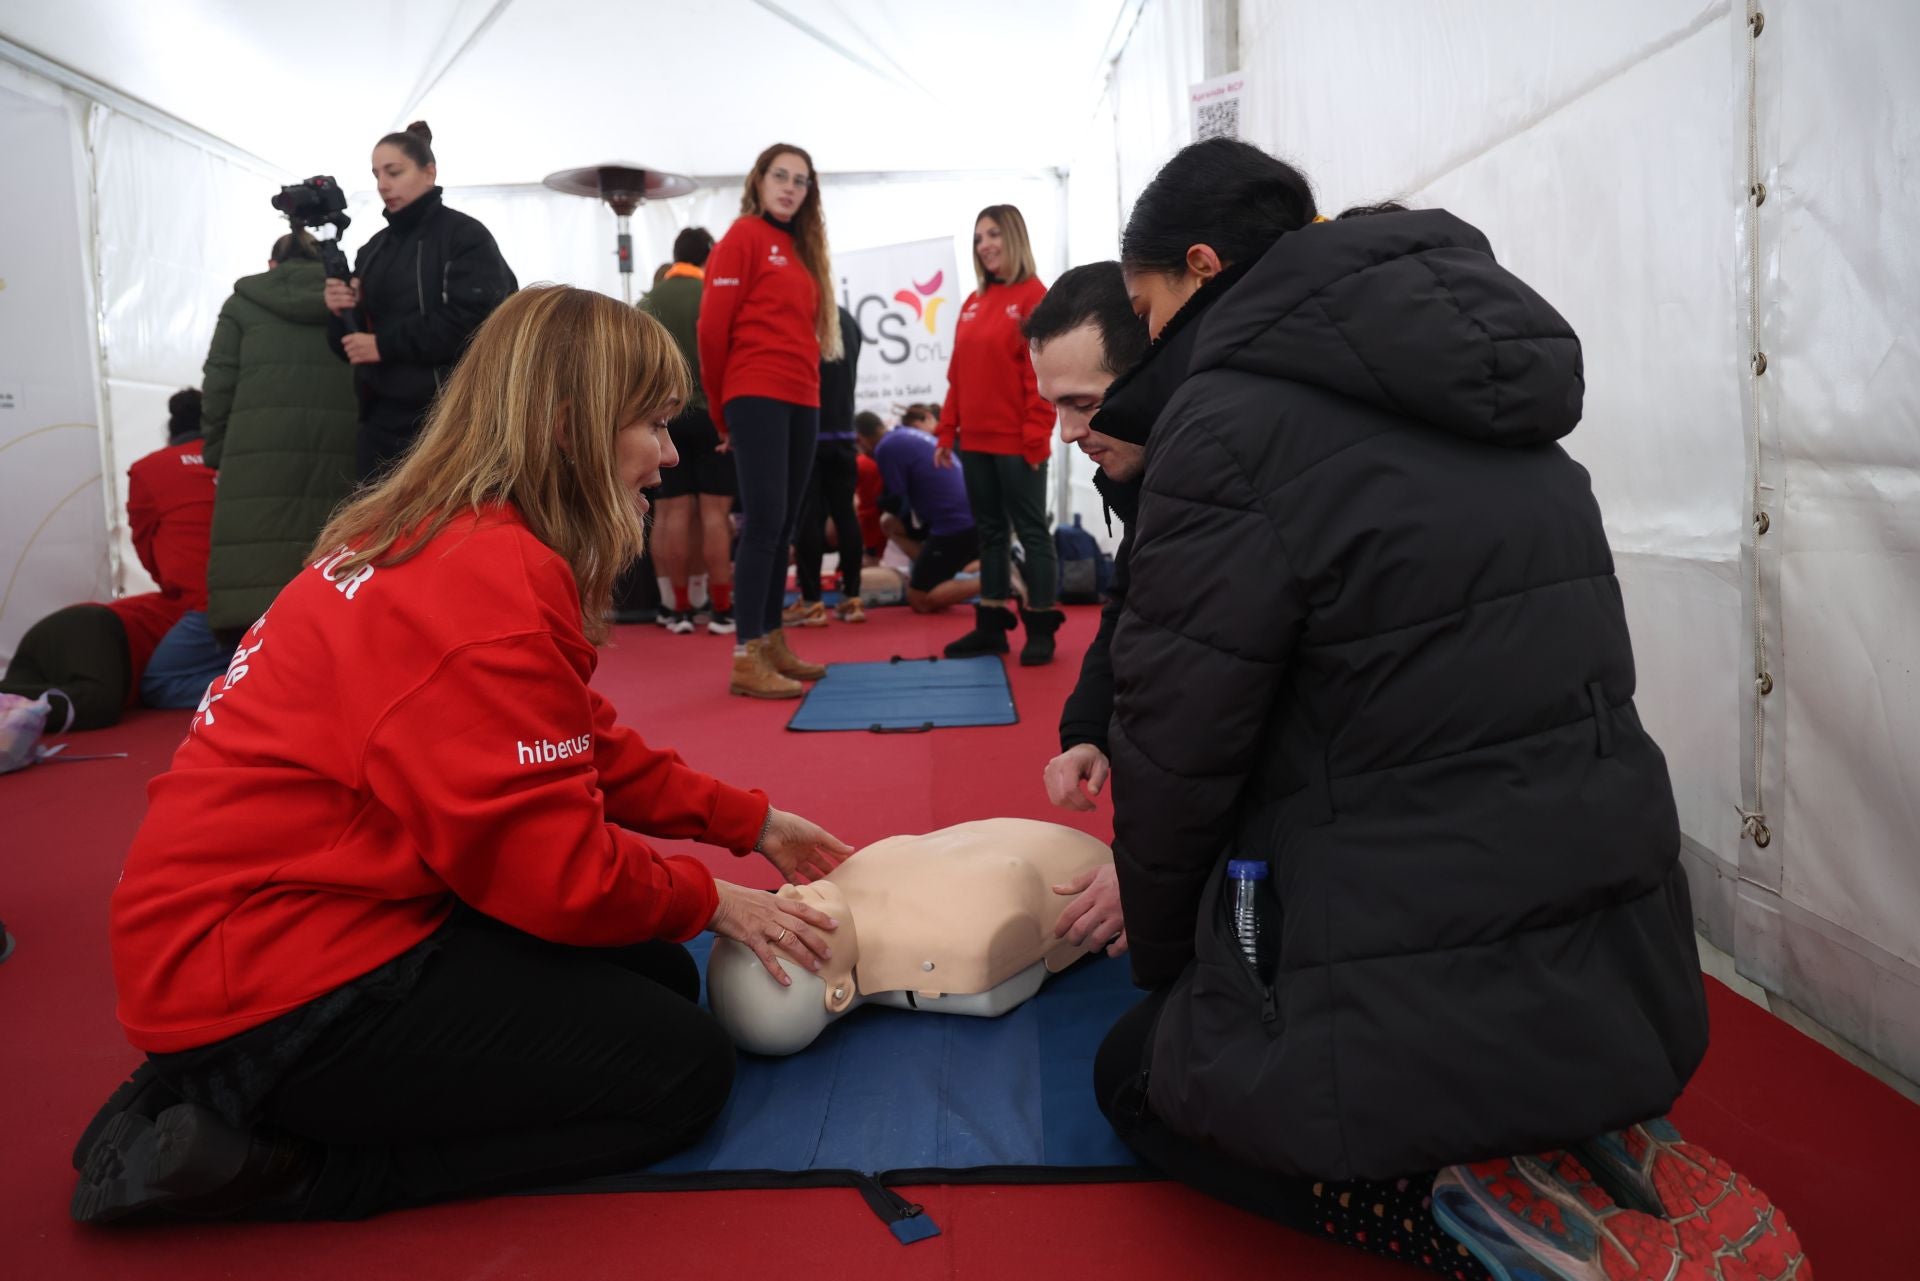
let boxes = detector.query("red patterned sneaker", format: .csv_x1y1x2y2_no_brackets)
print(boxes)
1433,1149,1810,1281
1575,1120,1808,1281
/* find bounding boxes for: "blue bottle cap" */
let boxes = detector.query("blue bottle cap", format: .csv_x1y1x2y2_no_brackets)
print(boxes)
1227,859,1270,880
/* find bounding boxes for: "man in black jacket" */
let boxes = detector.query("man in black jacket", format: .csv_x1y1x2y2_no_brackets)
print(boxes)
1024,263,1148,953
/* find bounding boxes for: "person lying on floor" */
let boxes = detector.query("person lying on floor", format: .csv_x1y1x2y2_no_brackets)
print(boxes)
71,286,854,1225
3,389,230,730
1093,138,1806,1280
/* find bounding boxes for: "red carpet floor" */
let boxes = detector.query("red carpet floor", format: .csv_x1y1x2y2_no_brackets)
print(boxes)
1,603,1910,1278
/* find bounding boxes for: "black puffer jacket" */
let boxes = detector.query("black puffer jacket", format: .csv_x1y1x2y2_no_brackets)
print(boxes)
1109,210,1708,1180
328,187,516,477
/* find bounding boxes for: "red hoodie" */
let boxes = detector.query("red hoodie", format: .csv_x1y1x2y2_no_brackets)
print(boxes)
937,277,1055,465
111,504,767,1053
106,438,216,691
698,215,823,424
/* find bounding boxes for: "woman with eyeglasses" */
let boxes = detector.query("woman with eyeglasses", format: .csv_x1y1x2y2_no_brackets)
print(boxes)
698,143,843,698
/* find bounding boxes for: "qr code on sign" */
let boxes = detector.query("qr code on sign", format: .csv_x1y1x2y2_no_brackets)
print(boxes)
1195,96,1239,141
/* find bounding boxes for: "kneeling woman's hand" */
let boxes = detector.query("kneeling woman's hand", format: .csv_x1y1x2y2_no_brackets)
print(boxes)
755,807,855,884
709,881,838,985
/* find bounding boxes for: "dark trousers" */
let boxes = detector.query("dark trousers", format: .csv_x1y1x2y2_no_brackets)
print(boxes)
250,917,734,1220
725,396,819,641
794,439,863,602
1096,994,1482,1278
0,604,129,730
958,450,1056,608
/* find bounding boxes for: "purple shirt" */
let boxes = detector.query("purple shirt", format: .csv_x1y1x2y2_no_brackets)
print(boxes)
873,427,975,537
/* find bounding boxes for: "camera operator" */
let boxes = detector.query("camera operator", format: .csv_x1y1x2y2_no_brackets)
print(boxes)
325,121,517,481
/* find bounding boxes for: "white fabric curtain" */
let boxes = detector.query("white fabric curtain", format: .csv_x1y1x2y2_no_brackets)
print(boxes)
0,61,107,663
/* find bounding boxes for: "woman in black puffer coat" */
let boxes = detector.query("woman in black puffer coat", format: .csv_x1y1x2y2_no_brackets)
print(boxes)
1091,141,1799,1281
326,121,516,480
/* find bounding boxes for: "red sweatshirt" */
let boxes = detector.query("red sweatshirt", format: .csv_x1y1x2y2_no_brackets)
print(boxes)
125,438,214,607
855,450,884,552
111,504,768,1053
104,439,215,696
698,215,823,423
937,277,1055,465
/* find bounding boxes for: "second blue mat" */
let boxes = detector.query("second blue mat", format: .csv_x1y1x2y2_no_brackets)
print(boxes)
787,656,1017,732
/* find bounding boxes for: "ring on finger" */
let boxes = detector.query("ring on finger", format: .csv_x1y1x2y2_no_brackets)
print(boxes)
775,927,789,945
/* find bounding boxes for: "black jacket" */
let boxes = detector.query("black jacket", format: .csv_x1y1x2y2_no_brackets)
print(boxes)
329,188,516,472
1110,209,1708,1180
1058,470,1139,753
818,305,864,443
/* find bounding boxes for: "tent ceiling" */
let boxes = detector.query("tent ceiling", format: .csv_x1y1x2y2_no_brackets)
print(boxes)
1,0,1129,185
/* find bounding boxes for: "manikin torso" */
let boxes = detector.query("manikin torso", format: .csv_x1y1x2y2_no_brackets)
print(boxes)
708,819,1114,1054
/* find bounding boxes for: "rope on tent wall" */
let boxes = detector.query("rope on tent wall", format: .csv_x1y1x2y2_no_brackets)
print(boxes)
1739,0,1773,850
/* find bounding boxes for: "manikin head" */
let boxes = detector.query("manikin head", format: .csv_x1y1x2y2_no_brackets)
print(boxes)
1025,262,1151,482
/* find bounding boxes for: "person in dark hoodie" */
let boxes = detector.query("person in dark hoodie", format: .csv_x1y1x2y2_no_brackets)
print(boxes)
326,121,516,481
1092,140,1804,1281
202,230,360,644
788,304,865,625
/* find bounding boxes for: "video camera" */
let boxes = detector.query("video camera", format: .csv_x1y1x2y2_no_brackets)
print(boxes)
271,175,357,330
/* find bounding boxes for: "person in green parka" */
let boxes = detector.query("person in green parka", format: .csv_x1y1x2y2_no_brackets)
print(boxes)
200,230,360,642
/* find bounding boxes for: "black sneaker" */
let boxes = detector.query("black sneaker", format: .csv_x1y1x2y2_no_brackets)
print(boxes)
72,1060,184,1171
664,609,696,635
707,607,736,635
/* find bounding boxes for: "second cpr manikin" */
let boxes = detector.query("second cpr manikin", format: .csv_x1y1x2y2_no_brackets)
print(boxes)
708,818,1116,1054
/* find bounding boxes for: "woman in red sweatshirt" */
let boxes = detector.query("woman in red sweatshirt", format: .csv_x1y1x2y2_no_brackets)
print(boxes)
73,286,853,1225
937,205,1065,665
698,142,843,699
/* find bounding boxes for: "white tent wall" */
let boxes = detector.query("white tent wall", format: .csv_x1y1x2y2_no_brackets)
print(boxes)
1080,0,1919,1081
1746,0,1920,1083
0,60,108,664
92,107,289,597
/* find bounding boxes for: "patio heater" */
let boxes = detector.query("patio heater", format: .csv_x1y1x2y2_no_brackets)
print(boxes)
541,164,697,304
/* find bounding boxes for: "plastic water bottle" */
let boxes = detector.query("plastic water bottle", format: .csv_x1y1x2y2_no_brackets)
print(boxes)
1228,859,1271,973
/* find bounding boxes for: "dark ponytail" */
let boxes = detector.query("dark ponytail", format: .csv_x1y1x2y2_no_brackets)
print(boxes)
1121,138,1317,275
377,120,436,169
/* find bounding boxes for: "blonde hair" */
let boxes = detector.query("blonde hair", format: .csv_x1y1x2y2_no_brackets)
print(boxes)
741,142,843,360
972,204,1038,289
309,285,688,643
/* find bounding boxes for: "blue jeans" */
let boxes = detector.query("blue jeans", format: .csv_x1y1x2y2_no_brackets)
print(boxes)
140,611,232,709
725,397,820,641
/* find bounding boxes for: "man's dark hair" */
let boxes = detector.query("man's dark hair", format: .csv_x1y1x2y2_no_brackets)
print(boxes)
673,226,715,268
901,404,933,427
167,387,202,442
1337,201,1410,219
1023,261,1148,377
854,410,884,439
1122,138,1318,274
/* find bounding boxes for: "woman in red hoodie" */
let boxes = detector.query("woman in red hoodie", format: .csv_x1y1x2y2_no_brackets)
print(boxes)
73,286,852,1224
698,142,843,699
937,205,1064,665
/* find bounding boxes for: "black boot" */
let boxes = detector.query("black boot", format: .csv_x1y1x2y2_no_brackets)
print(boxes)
72,1102,319,1224
72,1059,184,1171
943,604,1017,658
1017,605,1066,666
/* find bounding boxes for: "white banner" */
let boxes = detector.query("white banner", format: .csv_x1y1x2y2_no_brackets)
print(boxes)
838,236,961,419
0,76,108,663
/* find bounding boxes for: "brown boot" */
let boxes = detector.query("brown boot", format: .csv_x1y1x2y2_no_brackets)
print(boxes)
765,628,828,681
730,639,804,699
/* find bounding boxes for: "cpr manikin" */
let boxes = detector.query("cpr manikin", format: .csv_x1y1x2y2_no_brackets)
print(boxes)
708,819,1114,1055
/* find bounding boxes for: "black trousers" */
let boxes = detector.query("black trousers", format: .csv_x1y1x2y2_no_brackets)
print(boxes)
794,439,862,602
724,396,819,640
251,916,733,1220
1,604,130,730
1096,994,1484,1278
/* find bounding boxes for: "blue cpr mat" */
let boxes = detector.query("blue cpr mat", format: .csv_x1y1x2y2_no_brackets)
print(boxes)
558,933,1149,1239
786,655,1017,732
